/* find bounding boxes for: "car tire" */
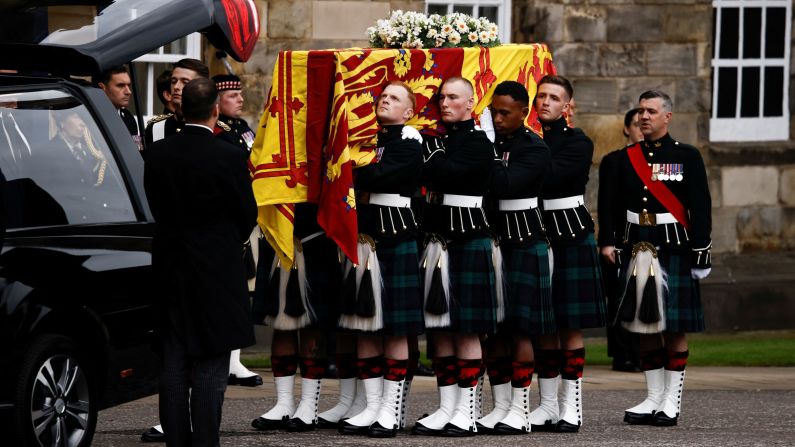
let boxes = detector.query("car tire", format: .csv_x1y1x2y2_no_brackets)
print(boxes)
13,334,98,447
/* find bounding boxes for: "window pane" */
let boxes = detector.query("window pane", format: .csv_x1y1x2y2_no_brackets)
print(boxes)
716,67,738,118
765,7,785,58
0,90,136,228
166,37,187,55
479,6,498,23
763,67,784,117
453,5,474,15
427,4,448,16
740,67,760,117
743,8,762,58
719,7,739,58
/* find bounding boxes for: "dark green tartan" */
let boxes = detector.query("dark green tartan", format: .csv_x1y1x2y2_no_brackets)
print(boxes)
550,233,607,329
618,248,705,333
502,240,556,336
446,236,498,335
375,239,425,336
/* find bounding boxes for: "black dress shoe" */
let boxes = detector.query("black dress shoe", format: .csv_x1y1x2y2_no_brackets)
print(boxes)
285,417,316,432
251,415,289,431
338,420,369,435
229,374,263,387
410,422,441,436
140,427,165,443
324,363,339,379
531,420,557,432
624,411,654,425
554,419,580,433
612,359,640,372
474,421,493,434
439,422,475,437
368,421,397,438
415,362,435,377
651,411,677,426
491,422,528,435
316,417,339,429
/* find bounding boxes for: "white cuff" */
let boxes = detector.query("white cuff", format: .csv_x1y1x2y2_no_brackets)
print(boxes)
691,268,711,280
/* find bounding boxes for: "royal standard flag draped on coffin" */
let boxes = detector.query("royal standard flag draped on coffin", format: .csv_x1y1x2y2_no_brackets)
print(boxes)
249,44,557,268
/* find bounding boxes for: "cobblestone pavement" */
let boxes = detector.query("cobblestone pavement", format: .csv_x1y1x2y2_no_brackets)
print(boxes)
91,366,795,446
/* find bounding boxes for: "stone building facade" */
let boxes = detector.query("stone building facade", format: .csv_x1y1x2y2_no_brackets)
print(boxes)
222,0,795,257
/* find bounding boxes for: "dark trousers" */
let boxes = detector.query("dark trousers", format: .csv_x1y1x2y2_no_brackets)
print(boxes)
602,258,640,364
158,326,230,447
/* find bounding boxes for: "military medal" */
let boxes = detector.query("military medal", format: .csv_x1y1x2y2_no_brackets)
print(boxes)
651,163,658,181
675,164,684,181
660,164,669,181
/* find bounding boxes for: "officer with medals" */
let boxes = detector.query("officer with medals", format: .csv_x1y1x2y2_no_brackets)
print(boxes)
211,74,256,153
144,59,210,150
599,108,644,372
412,77,498,437
606,90,711,427
336,81,425,437
476,81,553,435
533,75,606,433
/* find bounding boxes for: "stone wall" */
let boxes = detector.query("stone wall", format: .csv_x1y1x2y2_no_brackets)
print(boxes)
520,0,795,254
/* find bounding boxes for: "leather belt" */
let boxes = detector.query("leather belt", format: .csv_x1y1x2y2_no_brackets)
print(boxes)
543,195,584,211
427,192,483,208
498,197,539,211
362,193,412,208
627,210,678,226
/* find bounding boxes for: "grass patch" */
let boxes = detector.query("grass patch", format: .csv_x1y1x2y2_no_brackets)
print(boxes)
585,330,795,367
242,331,795,369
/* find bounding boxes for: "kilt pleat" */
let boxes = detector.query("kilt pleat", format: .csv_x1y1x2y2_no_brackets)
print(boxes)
446,237,499,334
502,241,556,336
376,239,425,336
550,233,607,329
619,248,705,333
300,236,343,330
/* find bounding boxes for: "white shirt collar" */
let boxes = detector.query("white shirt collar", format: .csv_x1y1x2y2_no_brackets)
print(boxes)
186,123,213,133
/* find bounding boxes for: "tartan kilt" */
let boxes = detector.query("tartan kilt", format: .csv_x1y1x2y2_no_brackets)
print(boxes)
618,248,705,333
550,233,607,329
302,235,344,330
501,240,556,336
445,236,498,335
375,238,425,336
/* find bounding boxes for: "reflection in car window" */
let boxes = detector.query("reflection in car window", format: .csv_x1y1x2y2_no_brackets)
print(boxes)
0,89,135,228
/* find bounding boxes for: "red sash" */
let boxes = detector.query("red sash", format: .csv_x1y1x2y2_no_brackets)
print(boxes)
627,143,691,230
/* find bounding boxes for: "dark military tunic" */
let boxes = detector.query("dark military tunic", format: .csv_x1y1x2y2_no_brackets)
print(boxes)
539,116,605,330
144,113,185,150
347,124,424,336
421,118,498,334
612,133,712,333
214,114,256,153
489,126,555,335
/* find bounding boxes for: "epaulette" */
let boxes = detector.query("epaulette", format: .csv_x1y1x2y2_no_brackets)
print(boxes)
216,120,232,132
146,113,173,126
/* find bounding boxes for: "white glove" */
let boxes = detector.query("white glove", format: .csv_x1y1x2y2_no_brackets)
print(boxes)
401,125,423,144
691,268,711,280
478,107,496,143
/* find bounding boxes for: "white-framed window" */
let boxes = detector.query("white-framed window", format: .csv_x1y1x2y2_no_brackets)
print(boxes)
131,33,202,121
710,0,792,142
426,0,511,43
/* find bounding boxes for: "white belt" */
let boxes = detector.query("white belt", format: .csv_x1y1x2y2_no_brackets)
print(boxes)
499,197,538,211
442,194,483,208
543,195,584,211
626,210,678,225
368,193,412,208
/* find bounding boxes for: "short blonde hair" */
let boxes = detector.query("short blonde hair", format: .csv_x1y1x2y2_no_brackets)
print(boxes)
386,80,416,110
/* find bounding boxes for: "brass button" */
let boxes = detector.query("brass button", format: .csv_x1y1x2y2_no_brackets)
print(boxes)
642,197,648,202
643,186,648,190
642,208,648,213
648,152,654,157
